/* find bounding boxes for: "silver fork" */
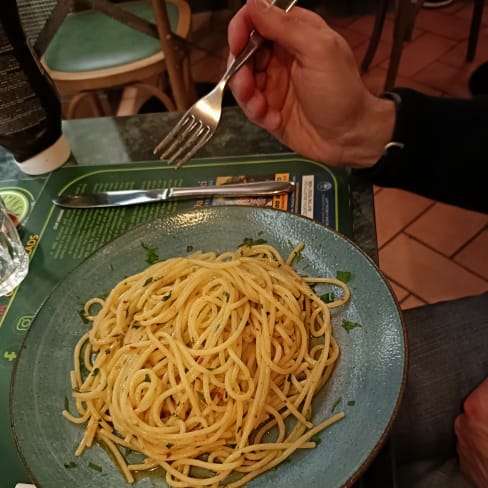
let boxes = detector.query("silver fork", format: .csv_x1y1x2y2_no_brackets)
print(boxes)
153,0,299,168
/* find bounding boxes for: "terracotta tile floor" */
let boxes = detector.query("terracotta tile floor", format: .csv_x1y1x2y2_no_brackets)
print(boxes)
190,0,488,310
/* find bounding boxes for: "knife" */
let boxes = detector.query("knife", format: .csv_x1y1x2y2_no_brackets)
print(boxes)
52,181,295,209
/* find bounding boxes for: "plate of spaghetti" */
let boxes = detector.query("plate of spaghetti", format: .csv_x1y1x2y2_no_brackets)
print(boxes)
11,206,406,488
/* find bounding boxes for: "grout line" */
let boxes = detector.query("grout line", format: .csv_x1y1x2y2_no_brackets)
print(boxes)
400,292,428,307
376,200,437,251
451,225,488,259
395,231,488,283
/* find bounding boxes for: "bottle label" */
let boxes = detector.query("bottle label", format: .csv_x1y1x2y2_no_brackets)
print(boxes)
0,33,47,136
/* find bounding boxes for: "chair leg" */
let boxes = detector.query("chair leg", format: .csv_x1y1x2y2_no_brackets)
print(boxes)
152,0,196,111
361,0,390,73
384,0,413,91
467,0,485,62
405,0,424,41
116,82,176,116
65,92,107,119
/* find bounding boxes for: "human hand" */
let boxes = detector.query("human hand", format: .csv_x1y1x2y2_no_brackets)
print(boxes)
455,377,488,487
227,0,395,168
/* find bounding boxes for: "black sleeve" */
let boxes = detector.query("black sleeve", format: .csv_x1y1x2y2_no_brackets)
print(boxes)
357,87,488,214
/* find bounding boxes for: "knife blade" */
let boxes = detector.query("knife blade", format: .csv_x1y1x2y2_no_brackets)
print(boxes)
52,181,295,209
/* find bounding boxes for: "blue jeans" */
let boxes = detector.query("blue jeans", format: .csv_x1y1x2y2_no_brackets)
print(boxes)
391,292,488,487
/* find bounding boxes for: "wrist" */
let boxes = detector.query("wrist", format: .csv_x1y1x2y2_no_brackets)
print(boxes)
340,94,396,168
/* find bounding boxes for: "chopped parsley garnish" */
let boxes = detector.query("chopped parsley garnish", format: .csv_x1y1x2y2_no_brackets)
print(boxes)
144,374,150,382
331,396,342,412
336,270,352,283
197,391,207,404
166,442,174,449
88,462,102,472
162,291,172,301
91,368,99,376
320,292,335,303
347,400,356,407
238,237,267,248
223,291,230,302
78,309,89,324
341,319,362,333
289,247,302,264
64,461,77,469
309,434,321,445
143,277,153,287
141,242,159,265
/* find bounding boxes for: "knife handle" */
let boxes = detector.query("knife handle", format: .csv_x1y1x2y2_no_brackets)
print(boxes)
167,181,295,200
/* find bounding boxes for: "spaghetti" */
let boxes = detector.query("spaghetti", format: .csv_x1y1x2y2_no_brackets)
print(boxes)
64,243,350,487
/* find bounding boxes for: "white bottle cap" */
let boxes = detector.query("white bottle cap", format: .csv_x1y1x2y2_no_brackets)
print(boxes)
16,133,71,175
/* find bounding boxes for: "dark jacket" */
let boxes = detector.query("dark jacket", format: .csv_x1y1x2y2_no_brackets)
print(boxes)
359,88,488,214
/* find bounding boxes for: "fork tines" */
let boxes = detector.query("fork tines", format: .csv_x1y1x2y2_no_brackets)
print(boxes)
154,114,213,168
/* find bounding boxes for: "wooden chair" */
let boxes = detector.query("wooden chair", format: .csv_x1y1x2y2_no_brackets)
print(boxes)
361,0,486,91
41,0,197,118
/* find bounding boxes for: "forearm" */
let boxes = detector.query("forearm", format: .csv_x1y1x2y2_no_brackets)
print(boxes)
358,88,488,214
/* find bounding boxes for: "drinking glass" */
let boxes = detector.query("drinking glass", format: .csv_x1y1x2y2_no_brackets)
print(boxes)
0,197,29,295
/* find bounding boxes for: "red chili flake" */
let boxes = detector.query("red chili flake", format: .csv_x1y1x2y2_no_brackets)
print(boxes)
130,346,137,350
166,452,171,459
196,357,204,364
214,391,223,400
122,300,129,304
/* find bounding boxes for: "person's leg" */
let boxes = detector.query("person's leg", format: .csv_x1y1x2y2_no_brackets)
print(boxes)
390,292,488,487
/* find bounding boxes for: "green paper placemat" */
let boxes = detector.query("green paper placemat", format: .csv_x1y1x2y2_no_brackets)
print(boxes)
0,153,351,487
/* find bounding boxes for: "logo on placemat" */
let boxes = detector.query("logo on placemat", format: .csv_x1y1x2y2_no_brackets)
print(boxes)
0,188,31,227
16,315,33,332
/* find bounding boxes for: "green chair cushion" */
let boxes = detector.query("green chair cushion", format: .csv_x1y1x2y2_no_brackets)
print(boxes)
44,1,179,72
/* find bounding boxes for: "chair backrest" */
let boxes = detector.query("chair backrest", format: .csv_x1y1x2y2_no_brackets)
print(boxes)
19,0,195,111
17,0,72,56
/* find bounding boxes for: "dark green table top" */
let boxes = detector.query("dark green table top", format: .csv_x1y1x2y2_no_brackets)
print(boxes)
0,107,382,488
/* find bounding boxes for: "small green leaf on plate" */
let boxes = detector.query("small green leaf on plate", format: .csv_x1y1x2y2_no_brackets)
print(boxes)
141,242,159,265
320,292,335,303
331,396,342,412
342,319,362,333
78,309,89,324
309,434,321,445
336,270,352,283
238,237,267,248
88,462,102,472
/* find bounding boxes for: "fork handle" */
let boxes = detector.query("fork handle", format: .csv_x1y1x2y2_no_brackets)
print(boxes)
221,0,299,83
222,30,265,83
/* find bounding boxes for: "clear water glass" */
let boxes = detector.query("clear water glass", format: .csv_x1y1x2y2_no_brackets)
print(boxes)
0,197,29,295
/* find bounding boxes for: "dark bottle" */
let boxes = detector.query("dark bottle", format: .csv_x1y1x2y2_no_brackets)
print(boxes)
0,0,70,175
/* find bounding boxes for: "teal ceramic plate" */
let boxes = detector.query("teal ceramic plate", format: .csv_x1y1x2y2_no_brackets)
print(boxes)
11,206,406,488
